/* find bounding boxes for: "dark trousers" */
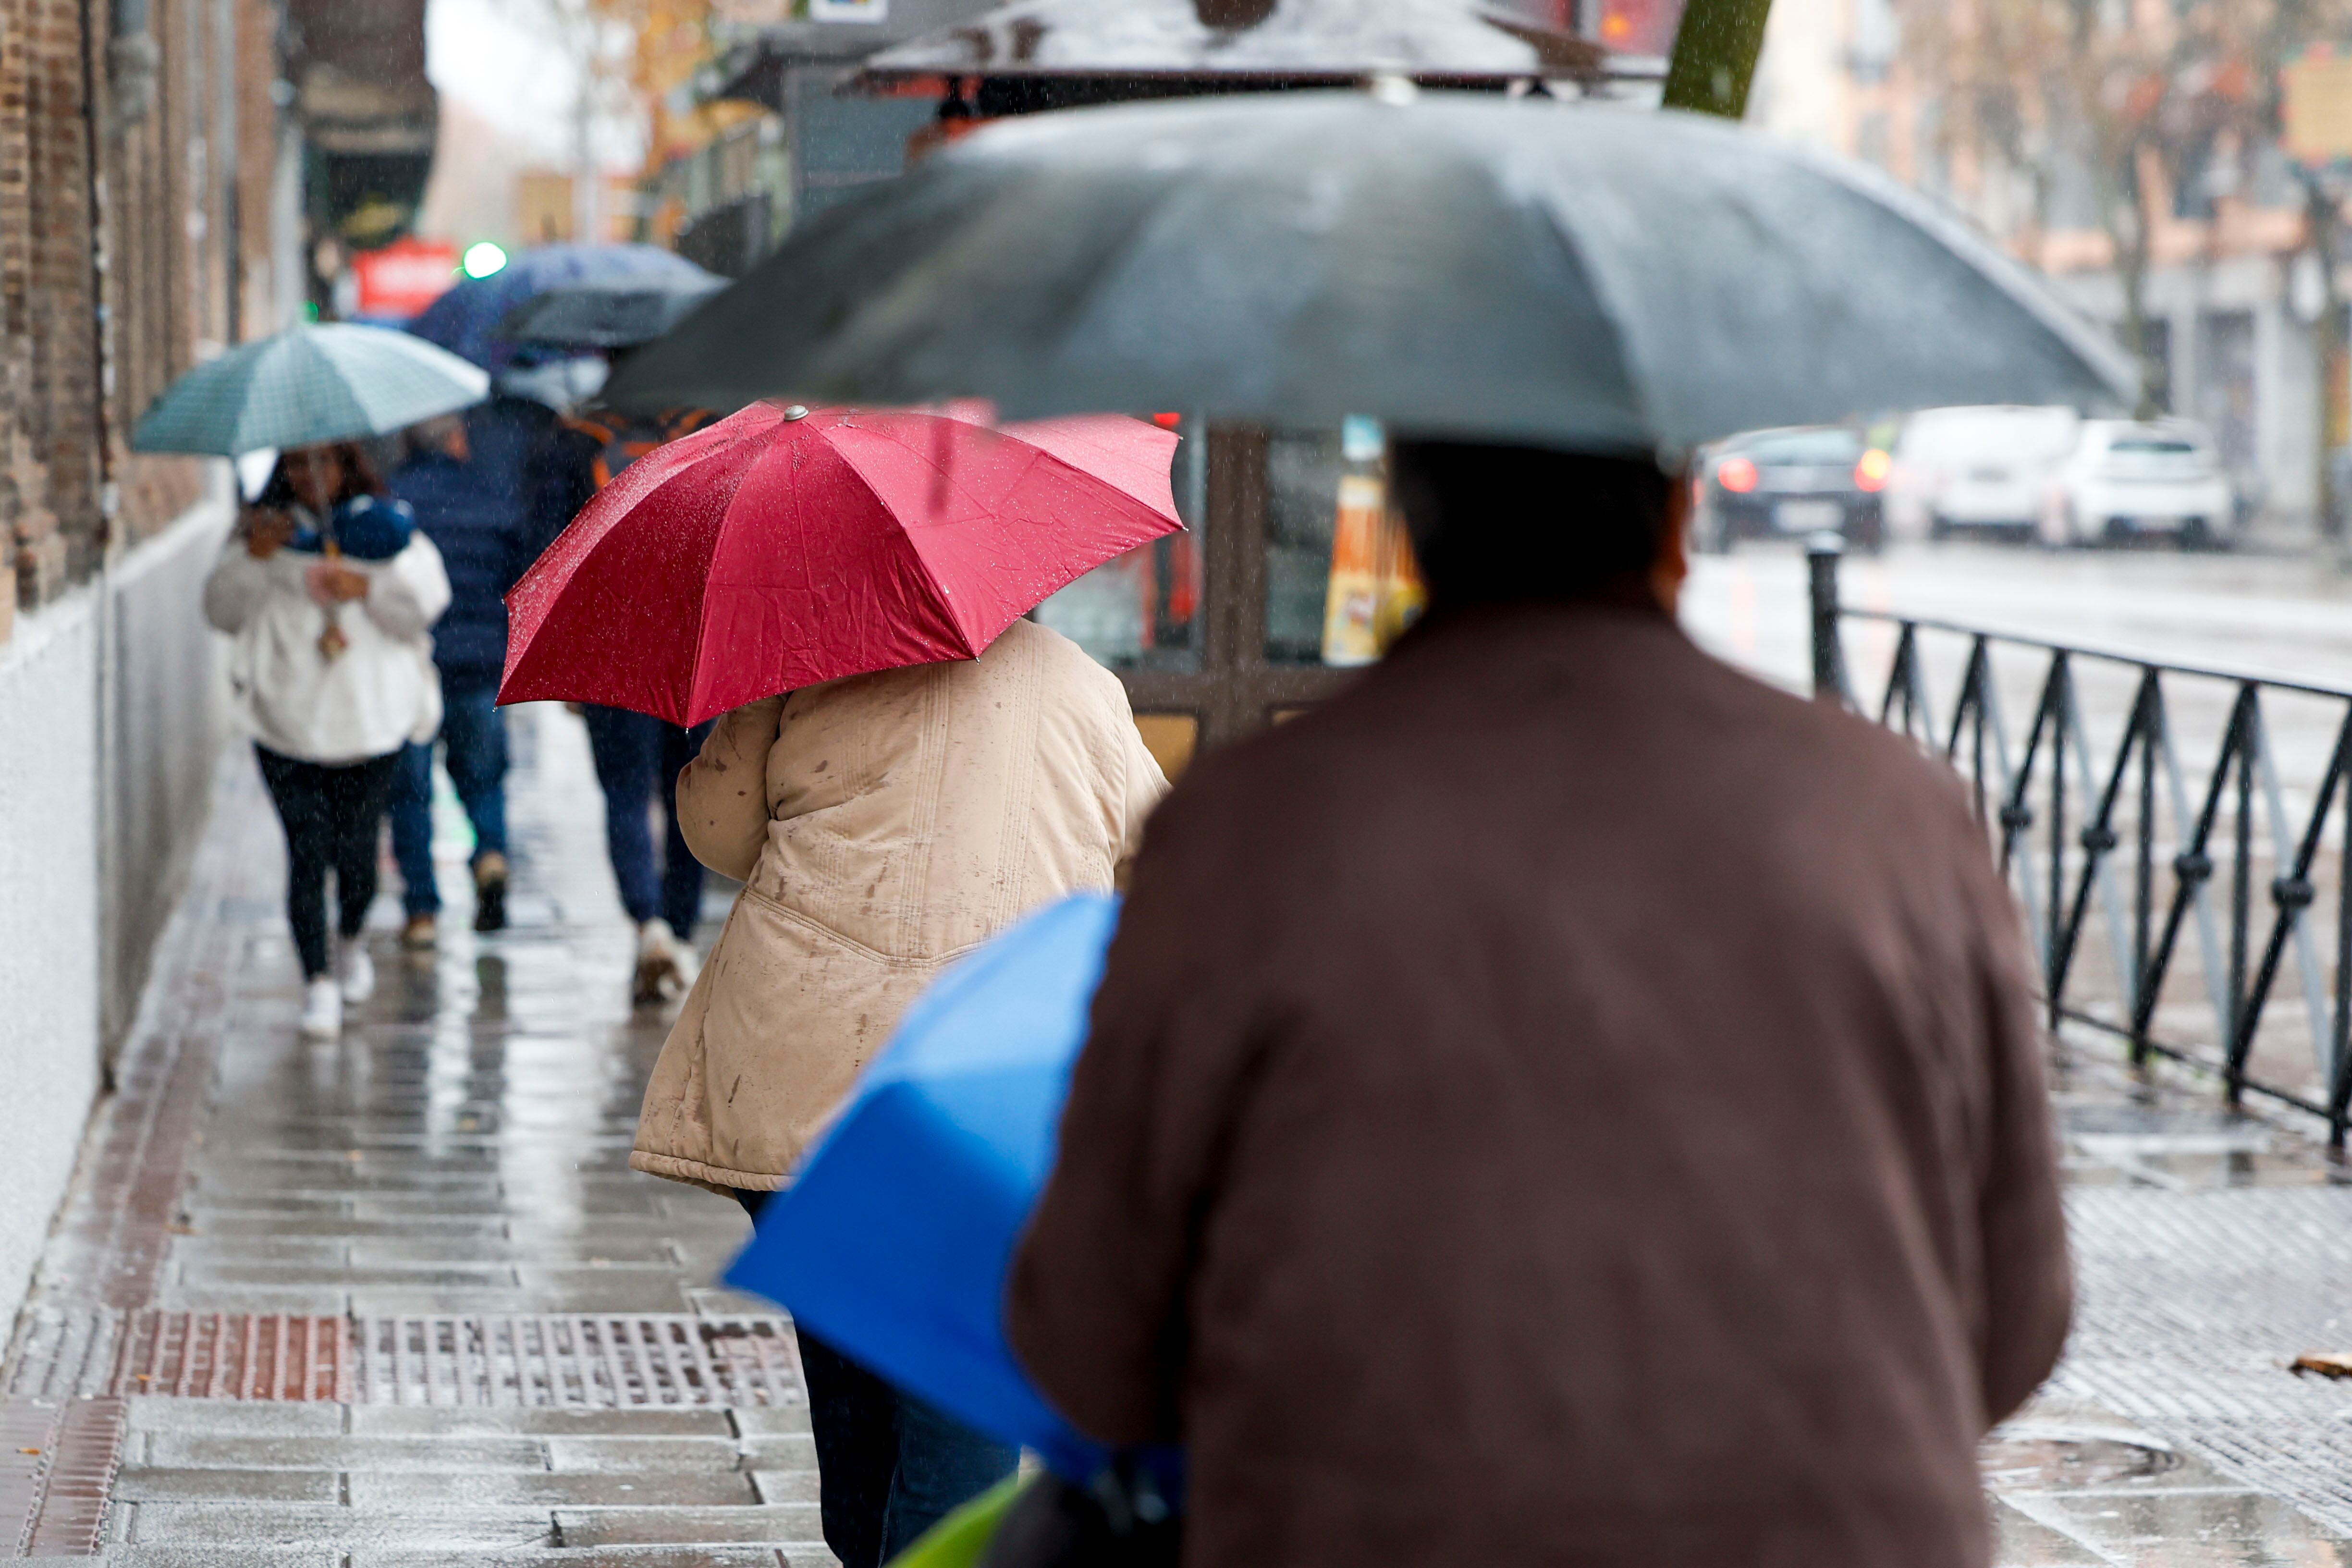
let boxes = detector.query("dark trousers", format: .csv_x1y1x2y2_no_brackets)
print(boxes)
255,745,401,980
581,704,712,935
388,674,510,918
736,1190,1017,1568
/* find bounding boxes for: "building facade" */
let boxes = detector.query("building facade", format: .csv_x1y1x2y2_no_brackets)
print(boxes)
0,0,299,1324
1752,0,2333,531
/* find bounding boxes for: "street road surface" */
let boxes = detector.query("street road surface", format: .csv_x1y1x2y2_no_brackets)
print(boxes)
1685,539,2352,698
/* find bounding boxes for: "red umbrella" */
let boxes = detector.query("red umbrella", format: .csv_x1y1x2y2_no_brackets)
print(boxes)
499,401,1182,724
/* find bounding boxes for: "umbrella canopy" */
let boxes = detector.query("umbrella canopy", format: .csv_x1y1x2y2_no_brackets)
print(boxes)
407,243,717,371
494,276,728,353
727,893,1122,1482
131,324,489,458
607,92,2138,451
499,401,1182,724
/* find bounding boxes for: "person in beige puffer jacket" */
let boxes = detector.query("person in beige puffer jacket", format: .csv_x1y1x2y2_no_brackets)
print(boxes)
630,614,1167,1568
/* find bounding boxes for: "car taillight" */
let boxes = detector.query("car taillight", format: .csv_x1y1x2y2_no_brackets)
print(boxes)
1717,456,1759,494
1854,448,1891,492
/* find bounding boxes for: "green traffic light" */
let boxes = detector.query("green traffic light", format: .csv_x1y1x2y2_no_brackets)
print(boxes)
462,242,510,280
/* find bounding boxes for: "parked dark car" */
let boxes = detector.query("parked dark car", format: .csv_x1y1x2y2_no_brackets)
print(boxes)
1698,427,1887,552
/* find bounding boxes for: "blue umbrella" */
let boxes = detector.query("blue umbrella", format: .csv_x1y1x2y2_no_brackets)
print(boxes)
407,244,719,372
728,894,1119,1482
131,324,490,458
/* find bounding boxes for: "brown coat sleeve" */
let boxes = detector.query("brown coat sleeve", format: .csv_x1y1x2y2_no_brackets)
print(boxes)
1962,838,2073,1426
677,696,785,883
1005,782,1264,1446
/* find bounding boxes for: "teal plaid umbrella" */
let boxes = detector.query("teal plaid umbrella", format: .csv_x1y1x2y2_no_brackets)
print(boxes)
132,323,490,457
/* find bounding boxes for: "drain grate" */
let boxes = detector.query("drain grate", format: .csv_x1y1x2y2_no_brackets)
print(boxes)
350,1314,804,1408
9,1311,807,1408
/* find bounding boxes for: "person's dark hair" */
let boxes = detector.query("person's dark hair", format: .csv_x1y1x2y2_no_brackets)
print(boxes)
255,441,387,511
1390,440,1670,609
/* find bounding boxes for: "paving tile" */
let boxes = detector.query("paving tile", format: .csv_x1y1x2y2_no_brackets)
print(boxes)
127,1503,558,1547
729,1406,812,1437
353,1407,731,1438
162,1237,349,1265
749,1470,821,1506
1989,1499,2112,1567
2006,1491,2352,1552
742,1437,819,1470
180,1215,508,1238
350,1237,676,1266
545,1435,746,1472
352,1550,789,1568
179,1262,517,1288
352,1470,759,1508
127,1399,344,1435
158,1287,352,1315
113,1465,341,1502
98,1549,345,1567
554,1505,826,1546
146,1434,548,1471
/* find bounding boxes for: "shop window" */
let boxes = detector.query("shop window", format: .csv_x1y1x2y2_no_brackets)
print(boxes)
1035,417,1206,673
1265,418,1425,666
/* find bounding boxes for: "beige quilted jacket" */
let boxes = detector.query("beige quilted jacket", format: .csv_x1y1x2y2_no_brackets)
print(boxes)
631,619,1168,1193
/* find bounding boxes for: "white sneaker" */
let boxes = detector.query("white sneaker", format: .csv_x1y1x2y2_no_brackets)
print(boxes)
299,976,343,1040
634,919,697,1005
337,939,376,1004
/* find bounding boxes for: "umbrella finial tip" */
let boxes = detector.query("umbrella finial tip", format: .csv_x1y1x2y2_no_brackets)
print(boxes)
782,404,811,421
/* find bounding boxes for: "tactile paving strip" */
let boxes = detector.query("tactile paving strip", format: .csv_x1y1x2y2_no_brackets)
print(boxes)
8,1311,805,1409
0,1396,125,1556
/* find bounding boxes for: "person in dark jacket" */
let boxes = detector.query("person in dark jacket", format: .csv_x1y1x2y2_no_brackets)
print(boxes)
522,400,717,1004
386,397,557,945
1007,440,2071,1568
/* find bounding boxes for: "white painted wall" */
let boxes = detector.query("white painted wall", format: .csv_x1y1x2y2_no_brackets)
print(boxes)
0,594,102,1322
0,493,231,1328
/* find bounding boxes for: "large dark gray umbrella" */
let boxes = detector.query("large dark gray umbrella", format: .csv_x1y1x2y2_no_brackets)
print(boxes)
609,91,2135,450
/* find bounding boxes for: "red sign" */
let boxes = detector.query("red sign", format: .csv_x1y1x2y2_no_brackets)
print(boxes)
352,239,458,319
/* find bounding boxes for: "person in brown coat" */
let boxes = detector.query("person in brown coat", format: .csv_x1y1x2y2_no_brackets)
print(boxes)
1006,441,2071,1568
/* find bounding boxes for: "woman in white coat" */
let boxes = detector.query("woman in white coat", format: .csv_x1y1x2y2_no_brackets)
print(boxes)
204,441,451,1039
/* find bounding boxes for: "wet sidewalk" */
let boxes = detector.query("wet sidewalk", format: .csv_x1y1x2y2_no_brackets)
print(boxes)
1,705,821,1566
10,704,2352,1563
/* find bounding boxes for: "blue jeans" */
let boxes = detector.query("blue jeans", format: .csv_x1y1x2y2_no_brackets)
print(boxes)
580,705,713,936
389,675,510,919
736,1191,1017,1567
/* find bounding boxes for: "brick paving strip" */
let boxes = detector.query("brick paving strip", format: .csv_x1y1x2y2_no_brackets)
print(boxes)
0,710,834,1566
17,709,2352,1564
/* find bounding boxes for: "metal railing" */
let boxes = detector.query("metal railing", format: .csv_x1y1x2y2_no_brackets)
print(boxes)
1807,536,2352,1143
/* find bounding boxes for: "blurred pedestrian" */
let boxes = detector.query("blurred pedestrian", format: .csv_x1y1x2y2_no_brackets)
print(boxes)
384,398,554,946
204,443,451,1040
1008,441,2070,1568
633,618,1166,1568
524,399,717,1002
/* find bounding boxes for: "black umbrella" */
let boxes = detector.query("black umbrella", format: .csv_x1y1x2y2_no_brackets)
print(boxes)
497,276,727,354
609,92,2136,450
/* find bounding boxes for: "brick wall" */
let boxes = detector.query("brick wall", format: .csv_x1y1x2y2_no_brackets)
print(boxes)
0,0,285,634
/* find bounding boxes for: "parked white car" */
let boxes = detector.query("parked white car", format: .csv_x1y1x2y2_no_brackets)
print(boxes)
1886,405,2082,541
2042,420,2235,549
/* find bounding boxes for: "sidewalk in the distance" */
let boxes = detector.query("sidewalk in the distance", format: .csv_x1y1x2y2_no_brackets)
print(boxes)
0,703,828,1567
12,702,2352,1564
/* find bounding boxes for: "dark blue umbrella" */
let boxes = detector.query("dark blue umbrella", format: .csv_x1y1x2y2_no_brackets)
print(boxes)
727,894,1120,1482
407,244,718,372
